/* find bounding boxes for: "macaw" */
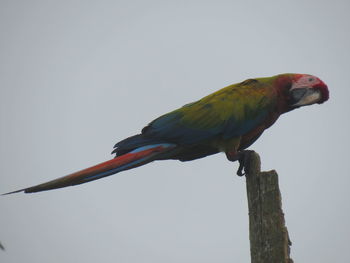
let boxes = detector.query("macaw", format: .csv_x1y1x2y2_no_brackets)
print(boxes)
5,73,329,194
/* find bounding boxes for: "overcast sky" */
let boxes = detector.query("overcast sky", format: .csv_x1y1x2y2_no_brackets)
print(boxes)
1,0,349,262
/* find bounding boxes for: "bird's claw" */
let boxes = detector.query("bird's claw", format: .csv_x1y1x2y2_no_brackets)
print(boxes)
237,159,245,176
225,149,254,176
236,150,254,176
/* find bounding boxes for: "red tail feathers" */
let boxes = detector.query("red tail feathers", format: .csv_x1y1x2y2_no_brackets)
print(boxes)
4,143,176,194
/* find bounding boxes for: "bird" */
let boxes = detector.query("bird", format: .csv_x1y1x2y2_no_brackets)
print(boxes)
4,73,329,194
0,241,5,251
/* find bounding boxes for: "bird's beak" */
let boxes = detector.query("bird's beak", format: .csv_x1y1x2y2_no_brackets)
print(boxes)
290,87,322,107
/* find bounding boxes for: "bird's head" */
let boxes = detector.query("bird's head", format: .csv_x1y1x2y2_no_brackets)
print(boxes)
287,74,329,108
275,73,329,112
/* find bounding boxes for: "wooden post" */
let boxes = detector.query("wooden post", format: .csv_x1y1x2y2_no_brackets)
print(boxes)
244,151,293,263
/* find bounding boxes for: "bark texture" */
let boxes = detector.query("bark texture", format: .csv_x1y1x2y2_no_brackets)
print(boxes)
244,151,293,263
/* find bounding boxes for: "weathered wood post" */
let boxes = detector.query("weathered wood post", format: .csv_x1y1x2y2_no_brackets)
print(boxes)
244,151,293,263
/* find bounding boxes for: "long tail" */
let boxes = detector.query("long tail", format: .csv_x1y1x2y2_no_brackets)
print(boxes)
4,143,176,194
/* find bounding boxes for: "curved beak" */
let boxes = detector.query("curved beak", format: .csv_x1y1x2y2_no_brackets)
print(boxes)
290,87,322,107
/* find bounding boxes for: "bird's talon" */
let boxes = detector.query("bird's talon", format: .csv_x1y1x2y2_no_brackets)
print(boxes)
236,160,245,176
236,150,254,177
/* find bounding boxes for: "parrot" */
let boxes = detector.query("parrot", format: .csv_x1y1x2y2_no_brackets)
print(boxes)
4,73,329,194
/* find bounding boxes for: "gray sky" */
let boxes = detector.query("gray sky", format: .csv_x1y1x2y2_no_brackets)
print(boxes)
1,0,349,262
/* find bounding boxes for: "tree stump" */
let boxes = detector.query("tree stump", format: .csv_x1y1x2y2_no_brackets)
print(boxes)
244,151,293,263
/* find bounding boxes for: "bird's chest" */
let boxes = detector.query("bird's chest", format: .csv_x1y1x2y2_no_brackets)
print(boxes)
214,107,281,152
238,110,281,150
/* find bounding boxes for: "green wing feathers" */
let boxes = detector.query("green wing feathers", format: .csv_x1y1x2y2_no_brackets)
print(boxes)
142,78,277,146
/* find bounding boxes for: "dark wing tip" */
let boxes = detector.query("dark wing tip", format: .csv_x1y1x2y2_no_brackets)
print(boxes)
111,147,118,155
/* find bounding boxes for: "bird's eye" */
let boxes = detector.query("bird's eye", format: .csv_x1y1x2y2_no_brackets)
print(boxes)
308,78,314,82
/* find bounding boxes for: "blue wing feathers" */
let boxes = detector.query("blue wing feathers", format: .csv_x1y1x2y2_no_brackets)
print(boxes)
114,88,272,157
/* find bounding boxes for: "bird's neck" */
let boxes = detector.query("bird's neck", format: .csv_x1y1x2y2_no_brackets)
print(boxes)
274,74,294,114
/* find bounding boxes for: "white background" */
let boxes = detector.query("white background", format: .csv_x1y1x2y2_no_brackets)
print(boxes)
1,0,349,262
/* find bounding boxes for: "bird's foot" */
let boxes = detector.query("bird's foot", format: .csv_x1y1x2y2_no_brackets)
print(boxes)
236,150,254,176
226,150,254,176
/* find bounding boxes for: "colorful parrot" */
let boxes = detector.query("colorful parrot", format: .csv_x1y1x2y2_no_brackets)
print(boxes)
5,73,329,194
